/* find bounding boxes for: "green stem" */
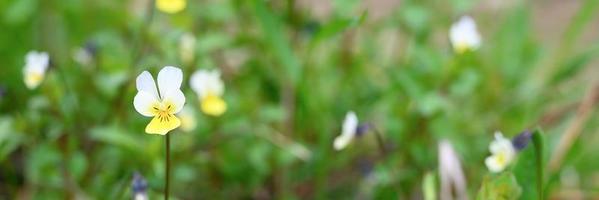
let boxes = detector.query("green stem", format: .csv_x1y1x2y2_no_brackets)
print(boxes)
165,133,171,200
372,127,388,157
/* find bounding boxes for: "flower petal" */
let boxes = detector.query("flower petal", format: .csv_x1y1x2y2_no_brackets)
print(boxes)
485,156,503,173
156,0,186,14
341,111,358,137
163,89,186,114
157,66,183,99
136,71,159,99
145,114,181,135
333,135,352,150
190,69,224,98
134,91,159,117
200,94,226,116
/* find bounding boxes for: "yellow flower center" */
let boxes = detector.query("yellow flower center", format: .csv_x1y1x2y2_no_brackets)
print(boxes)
454,42,470,54
200,93,226,116
145,101,181,135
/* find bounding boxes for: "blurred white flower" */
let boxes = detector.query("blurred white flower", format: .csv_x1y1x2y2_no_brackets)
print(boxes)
333,111,358,151
133,66,186,135
179,105,197,132
449,16,481,53
438,140,467,200
179,33,196,65
190,69,227,116
485,131,516,173
23,51,50,89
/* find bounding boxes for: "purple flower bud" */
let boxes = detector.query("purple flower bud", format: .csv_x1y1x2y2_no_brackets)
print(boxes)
355,123,370,137
131,172,148,200
512,130,532,151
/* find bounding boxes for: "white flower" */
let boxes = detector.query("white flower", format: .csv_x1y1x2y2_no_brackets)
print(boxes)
438,140,467,200
449,16,481,53
333,111,358,151
23,51,50,89
485,131,516,173
179,33,196,64
179,105,197,132
133,66,186,135
190,69,227,116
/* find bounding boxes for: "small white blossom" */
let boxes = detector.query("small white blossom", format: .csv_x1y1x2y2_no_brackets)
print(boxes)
449,16,481,53
23,51,50,89
190,69,227,116
333,111,358,151
485,131,516,173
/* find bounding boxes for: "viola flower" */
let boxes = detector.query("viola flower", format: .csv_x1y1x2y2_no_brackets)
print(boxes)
23,51,50,89
156,0,186,14
333,111,358,151
179,33,196,65
179,105,197,132
133,66,186,135
190,69,227,116
485,131,516,173
449,16,481,53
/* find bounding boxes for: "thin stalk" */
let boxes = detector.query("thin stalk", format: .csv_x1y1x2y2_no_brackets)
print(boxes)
165,133,171,200
371,126,388,157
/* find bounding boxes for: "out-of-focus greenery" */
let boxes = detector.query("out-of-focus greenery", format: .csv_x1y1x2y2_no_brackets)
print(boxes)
1,0,599,199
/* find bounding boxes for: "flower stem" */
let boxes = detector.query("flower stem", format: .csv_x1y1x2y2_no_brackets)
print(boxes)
165,133,171,200
371,126,388,157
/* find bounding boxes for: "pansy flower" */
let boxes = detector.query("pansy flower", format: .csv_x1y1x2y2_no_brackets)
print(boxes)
449,16,481,53
190,69,227,116
485,131,516,173
133,66,186,135
23,51,50,89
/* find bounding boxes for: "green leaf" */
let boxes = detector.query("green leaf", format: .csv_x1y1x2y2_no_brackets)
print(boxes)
513,128,545,200
476,172,522,200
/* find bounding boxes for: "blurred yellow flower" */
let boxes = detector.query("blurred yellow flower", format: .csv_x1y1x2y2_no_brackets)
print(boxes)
133,66,186,135
190,69,227,116
449,16,481,53
333,111,358,151
156,0,186,14
23,51,49,89
485,131,516,173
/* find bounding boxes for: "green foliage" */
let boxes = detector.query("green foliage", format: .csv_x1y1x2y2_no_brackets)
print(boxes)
476,172,522,200
0,0,597,198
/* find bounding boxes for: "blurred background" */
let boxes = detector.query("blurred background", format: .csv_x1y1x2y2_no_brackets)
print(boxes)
0,0,598,199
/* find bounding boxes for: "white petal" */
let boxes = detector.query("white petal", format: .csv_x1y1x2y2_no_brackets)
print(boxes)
134,91,159,117
162,89,186,114
341,111,358,137
190,69,224,98
157,66,183,99
333,135,352,150
25,51,49,74
449,16,481,49
136,71,159,99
